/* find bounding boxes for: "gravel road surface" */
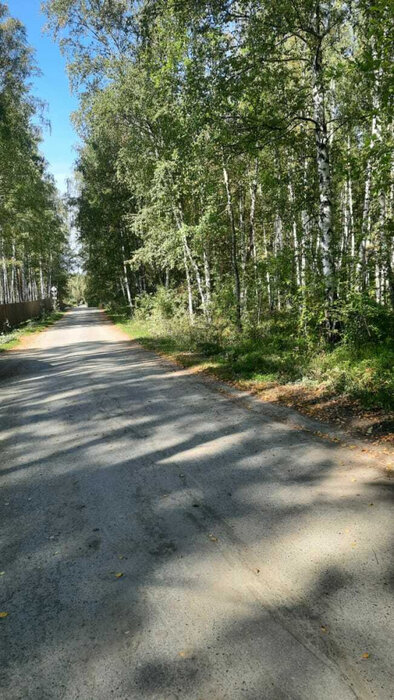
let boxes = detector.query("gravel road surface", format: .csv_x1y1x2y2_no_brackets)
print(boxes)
0,308,392,699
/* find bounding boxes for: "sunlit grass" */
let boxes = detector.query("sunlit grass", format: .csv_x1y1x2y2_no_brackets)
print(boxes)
0,312,63,352
110,312,394,412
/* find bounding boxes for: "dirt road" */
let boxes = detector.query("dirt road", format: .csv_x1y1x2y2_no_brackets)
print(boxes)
0,308,392,699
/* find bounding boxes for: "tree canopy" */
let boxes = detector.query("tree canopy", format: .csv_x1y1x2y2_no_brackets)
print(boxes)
45,0,394,339
0,2,68,305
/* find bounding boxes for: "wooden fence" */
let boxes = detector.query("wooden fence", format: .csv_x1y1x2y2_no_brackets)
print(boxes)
0,298,53,332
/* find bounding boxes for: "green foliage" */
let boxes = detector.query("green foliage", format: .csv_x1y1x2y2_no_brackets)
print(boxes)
339,293,394,346
148,286,180,320
115,291,394,411
65,273,86,305
309,344,394,409
0,2,68,305
45,0,394,413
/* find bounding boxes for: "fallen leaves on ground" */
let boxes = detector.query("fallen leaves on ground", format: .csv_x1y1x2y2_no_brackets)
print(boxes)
0,612,9,618
179,649,194,659
230,376,394,446
114,572,124,578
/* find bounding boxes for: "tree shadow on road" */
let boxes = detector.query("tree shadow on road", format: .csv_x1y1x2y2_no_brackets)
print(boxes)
0,312,392,698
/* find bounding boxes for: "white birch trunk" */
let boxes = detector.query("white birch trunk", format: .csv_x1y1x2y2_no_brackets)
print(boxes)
249,163,260,318
173,203,208,318
182,243,194,323
120,240,133,311
39,259,45,300
312,38,336,313
289,182,302,289
203,248,212,320
262,226,272,311
0,236,8,304
223,164,242,331
182,234,208,318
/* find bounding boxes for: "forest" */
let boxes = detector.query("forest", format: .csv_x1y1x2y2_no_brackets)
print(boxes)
0,3,68,306
29,2,394,424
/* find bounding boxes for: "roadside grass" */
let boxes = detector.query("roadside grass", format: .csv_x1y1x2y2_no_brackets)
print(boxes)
0,311,64,352
109,309,394,440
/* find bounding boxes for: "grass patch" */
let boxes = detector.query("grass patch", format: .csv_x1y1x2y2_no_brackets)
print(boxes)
0,311,64,352
108,309,394,440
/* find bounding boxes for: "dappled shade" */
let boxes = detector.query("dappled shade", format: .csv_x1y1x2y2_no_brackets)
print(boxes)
0,309,392,698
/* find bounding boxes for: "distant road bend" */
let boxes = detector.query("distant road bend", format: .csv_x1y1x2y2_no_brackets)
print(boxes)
0,308,392,699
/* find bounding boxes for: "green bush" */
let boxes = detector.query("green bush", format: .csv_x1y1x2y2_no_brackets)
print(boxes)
308,343,394,408
339,293,394,346
119,290,394,411
133,292,155,320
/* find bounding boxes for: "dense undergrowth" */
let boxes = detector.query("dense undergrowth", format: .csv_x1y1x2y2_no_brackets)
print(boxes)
108,290,394,413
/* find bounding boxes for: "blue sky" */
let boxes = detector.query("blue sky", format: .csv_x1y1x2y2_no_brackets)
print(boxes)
8,0,78,193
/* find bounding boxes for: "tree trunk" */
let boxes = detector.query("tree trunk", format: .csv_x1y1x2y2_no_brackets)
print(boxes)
239,190,248,313
203,247,212,320
39,259,45,299
375,191,385,303
223,164,242,331
183,234,208,318
0,236,9,304
121,242,133,312
312,37,336,329
289,182,302,290
248,161,258,262
249,163,260,319
173,203,208,318
183,243,194,323
358,156,372,289
262,225,273,312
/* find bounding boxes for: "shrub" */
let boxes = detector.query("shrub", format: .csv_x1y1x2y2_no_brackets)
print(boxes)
340,293,394,346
